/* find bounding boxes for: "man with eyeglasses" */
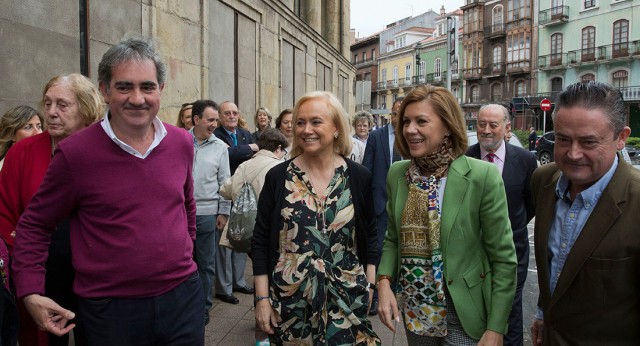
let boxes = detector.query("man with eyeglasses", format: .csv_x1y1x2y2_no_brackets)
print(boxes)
189,99,230,324
213,101,257,305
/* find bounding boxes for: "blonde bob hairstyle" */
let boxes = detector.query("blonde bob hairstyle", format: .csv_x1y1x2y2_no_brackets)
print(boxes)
395,84,468,159
41,74,105,126
289,91,352,158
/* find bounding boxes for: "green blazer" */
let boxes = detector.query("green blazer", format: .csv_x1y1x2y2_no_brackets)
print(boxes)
378,156,517,340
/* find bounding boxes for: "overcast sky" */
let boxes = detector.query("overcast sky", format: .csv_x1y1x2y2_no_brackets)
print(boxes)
350,0,465,39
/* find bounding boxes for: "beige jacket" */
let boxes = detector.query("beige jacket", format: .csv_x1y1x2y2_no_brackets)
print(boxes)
219,150,283,248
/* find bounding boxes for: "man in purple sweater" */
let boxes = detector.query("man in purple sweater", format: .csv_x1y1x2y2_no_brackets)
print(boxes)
12,37,203,344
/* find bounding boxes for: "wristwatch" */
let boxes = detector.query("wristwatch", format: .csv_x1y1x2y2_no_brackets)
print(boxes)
254,295,269,303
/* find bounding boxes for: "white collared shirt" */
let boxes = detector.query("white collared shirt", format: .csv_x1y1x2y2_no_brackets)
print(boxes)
100,111,167,159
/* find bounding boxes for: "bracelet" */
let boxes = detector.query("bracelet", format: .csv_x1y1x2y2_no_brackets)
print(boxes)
366,282,375,290
376,275,393,288
254,295,269,303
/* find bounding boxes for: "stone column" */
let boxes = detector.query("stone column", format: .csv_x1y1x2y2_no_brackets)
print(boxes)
303,0,322,34
324,0,340,48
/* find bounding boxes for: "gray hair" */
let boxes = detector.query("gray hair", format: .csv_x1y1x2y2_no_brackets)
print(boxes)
478,104,509,124
98,36,167,87
553,81,626,136
352,111,374,129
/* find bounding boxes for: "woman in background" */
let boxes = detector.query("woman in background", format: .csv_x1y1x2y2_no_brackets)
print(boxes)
0,106,43,170
352,110,374,146
252,107,272,142
252,91,380,345
275,109,293,159
176,102,193,130
376,85,516,345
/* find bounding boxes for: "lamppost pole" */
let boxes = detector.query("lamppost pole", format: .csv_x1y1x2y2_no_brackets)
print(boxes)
415,43,421,85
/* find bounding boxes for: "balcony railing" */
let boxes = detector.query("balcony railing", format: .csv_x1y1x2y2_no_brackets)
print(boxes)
539,6,569,26
461,0,483,10
485,62,506,75
506,60,531,73
353,57,377,68
566,40,640,65
506,18,532,31
620,86,640,101
426,72,447,84
538,53,568,69
484,23,505,38
463,67,482,79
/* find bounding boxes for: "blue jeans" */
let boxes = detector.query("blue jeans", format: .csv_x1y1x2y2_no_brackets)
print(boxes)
195,214,217,312
77,272,204,345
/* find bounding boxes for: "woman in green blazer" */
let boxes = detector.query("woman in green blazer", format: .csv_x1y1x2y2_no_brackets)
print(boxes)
376,85,516,345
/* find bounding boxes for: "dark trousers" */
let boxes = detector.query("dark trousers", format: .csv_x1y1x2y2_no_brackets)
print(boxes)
505,228,530,346
78,272,204,346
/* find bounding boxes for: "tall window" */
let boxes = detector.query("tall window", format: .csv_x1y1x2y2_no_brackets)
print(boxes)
434,58,442,79
612,70,628,88
491,83,502,101
551,33,563,65
584,0,596,9
419,61,426,81
492,5,503,33
581,26,595,61
381,68,387,87
393,66,399,86
507,32,530,69
363,52,367,61
405,64,412,84
514,80,526,97
551,0,564,17
581,73,595,82
79,0,89,76
354,55,358,64
493,45,502,72
613,20,629,58
551,77,563,92
508,0,531,22
470,85,479,103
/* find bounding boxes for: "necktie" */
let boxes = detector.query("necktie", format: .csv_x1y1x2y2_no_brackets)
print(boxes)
392,148,401,163
230,132,238,146
485,153,496,163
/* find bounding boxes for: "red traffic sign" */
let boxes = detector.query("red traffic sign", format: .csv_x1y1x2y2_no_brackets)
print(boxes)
540,98,552,111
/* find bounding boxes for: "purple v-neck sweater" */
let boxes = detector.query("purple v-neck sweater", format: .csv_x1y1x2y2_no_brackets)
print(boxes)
13,122,197,299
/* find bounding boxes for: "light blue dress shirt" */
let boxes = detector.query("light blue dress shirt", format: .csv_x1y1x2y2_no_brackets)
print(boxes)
536,156,619,319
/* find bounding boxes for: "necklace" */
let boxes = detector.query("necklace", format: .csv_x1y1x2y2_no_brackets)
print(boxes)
300,154,337,234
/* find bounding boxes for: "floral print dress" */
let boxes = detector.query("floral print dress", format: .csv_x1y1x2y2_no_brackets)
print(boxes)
269,162,380,346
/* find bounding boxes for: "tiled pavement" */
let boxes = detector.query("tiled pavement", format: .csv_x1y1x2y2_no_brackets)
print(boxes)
206,258,408,345
206,257,533,346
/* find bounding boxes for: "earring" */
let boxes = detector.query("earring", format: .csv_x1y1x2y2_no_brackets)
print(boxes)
334,132,339,138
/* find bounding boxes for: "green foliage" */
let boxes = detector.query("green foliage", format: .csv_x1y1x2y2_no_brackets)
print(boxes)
627,137,640,148
513,129,530,146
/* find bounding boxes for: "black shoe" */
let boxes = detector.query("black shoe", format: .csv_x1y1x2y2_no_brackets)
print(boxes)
215,294,240,304
233,286,255,295
368,299,378,316
204,312,210,326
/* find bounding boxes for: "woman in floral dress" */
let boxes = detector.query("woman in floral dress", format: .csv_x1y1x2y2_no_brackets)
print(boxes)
252,91,380,345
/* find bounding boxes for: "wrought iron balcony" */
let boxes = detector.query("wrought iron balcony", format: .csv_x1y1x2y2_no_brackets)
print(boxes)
484,23,505,38
353,57,377,68
506,59,531,74
566,41,639,65
538,53,568,69
463,67,482,79
484,62,506,76
539,6,569,26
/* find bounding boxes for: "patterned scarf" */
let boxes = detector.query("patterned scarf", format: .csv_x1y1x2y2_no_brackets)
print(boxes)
398,136,455,337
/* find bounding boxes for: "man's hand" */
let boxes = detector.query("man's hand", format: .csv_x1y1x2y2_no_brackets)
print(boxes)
23,294,75,336
478,330,503,346
531,319,544,345
216,214,228,230
249,143,259,152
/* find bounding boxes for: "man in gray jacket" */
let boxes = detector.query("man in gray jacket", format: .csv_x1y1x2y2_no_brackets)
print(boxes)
189,99,231,325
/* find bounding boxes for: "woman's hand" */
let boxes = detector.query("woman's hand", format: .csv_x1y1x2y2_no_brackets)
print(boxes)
477,330,503,346
377,279,401,332
255,299,280,334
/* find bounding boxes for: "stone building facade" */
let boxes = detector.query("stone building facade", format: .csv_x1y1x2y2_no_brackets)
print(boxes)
0,0,354,128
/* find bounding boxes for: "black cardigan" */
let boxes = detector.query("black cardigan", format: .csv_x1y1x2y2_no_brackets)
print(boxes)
252,158,379,280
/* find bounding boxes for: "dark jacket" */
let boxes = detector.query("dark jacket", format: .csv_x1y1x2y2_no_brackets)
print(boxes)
252,158,379,280
213,126,255,175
